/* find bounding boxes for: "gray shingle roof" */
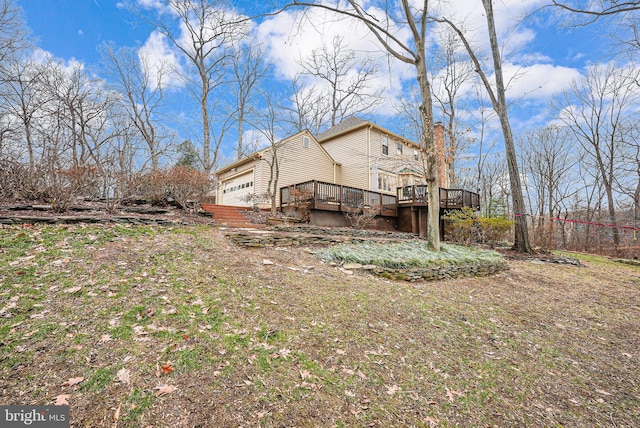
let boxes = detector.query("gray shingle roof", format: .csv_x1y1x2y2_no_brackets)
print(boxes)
315,116,369,141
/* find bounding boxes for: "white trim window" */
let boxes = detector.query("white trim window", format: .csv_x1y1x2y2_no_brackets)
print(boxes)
382,135,389,155
302,136,310,148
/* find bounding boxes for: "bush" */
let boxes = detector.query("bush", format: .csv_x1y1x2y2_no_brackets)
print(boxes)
444,208,513,244
124,167,211,211
164,166,212,212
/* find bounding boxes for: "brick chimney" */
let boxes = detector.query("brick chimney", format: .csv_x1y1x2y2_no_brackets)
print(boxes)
434,122,449,188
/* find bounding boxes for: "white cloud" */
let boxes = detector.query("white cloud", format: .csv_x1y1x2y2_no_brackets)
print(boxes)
138,30,184,89
501,63,583,101
255,4,415,117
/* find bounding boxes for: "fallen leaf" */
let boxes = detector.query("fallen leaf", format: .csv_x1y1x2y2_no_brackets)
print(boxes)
154,384,176,396
299,370,313,380
62,377,85,387
100,334,113,342
54,394,71,405
345,390,356,397
22,329,39,339
113,403,121,427
425,416,439,427
445,387,465,402
273,348,292,359
596,389,612,396
133,325,147,335
161,364,174,375
386,384,400,395
116,368,130,385
64,286,82,294
336,349,346,355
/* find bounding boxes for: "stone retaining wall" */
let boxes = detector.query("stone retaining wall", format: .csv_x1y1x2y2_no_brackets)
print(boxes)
226,232,382,247
349,262,509,281
226,231,509,281
0,215,182,226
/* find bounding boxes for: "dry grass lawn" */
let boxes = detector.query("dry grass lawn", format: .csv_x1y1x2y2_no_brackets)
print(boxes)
0,223,638,427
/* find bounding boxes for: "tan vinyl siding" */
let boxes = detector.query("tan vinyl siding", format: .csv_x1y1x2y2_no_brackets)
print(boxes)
321,127,371,190
370,129,425,193
258,132,337,207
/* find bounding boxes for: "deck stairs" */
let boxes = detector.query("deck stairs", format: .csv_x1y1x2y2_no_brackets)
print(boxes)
201,204,255,227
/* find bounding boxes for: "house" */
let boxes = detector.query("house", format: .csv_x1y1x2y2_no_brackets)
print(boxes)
212,117,476,236
214,117,447,208
214,130,339,207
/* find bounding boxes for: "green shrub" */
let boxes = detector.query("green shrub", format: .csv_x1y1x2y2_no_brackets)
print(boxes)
444,208,513,244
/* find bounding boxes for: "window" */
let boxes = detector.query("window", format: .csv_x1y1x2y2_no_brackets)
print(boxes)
302,136,310,148
397,143,403,155
382,135,388,155
413,149,419,161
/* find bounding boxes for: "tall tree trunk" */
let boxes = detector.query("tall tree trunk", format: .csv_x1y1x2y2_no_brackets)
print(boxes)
416,45,440,251
482,0,532,253
201,73,211,174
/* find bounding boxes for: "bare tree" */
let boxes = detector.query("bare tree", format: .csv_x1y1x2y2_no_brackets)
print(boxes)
284,74,328,135
141,0,249,173
231,42,271,160
255,92,283,214
436,0,533,253
0,0,29,65
555,63,640,248
551,1,640,57
99,42,171,171
615,122,640,220
298,34,383,129
432,29,474,188
552,1,640,15
286,0,443,250
1,56,49,171
519,125,578,245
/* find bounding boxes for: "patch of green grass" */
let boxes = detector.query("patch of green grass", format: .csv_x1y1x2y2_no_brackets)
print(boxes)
109,325,133,340
174,346,217,371
123,387,155,422
554,250,619,267
81,366,116,392
317,241,505,269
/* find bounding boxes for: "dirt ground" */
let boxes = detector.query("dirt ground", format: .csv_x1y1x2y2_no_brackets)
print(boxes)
0,219,639,427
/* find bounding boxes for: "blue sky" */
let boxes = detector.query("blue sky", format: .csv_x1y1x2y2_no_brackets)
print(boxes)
15,0,619,168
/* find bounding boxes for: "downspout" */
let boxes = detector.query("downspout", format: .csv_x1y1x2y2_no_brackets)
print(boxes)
367,125,373,189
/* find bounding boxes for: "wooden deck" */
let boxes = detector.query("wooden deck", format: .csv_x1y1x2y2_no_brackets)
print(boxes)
280,181,480,215
397,185,481,210
280,180,398,216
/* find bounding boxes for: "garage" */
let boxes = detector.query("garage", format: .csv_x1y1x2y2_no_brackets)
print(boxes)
220,170,255,206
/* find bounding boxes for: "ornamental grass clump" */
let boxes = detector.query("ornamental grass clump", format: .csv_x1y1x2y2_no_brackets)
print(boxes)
317,241,505,269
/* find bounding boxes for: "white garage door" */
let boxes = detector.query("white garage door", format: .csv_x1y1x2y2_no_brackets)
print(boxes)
221,170,255,206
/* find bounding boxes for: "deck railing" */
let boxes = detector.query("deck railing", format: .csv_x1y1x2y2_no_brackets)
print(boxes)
280,181,480,214
281,180,398,216
397,185,480,210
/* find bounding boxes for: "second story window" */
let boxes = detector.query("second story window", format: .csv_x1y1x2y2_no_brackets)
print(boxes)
413,149,419,161
382,135,388,155
397,143,403,155
303,136,310,148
